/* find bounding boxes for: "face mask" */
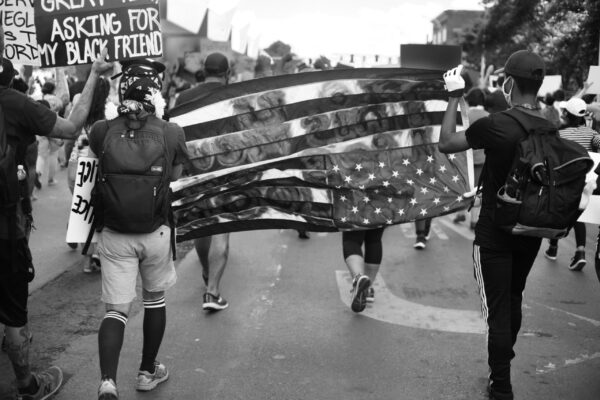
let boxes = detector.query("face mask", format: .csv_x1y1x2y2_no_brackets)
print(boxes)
502,77,513,107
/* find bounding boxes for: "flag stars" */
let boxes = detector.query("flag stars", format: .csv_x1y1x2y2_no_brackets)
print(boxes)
339,195,347,202
429,177,437,184
355,163,363,171
392,170,399,178
363,196,370,203
388,197,393,203
427,155,434,163
457,195,463,202
406,179,414,185
443,186,450,193
452,175,460,183
439,165,447,173
375,208,382,215
449,154,457,161
351,206,359,214
368,173,376,181
433,198,441,205
341,217,347,222
378,162,385,168
332,165,340,172
402,159,411,166
410,198,418,206
420,208,428,216
420,187,429,195
344,176,352,183
398,209,405,216
416,168,424,176
363,218,370,224
359,185,365,190
443,206,450,211
383,180,390,187
386,219,393,224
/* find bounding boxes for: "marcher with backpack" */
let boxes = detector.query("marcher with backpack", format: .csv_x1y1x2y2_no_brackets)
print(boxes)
543,97,600,270
438,51,592,400
0,51,113,400
87,58,187,400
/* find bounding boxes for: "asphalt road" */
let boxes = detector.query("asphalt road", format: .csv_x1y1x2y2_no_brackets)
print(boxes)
1,168,600,400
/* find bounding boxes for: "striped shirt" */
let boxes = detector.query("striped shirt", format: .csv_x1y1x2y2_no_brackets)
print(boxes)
559,126,599,151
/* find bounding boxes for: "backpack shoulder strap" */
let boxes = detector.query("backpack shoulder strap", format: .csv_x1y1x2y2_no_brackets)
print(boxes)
501,108,533,135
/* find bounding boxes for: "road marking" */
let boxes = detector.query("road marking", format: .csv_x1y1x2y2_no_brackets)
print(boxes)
528,301,600,327
536,352,600,375
430,222,448,240
437,216,475,241
335,270,485,334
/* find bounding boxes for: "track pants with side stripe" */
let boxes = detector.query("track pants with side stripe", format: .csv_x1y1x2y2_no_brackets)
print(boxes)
472,242,540,393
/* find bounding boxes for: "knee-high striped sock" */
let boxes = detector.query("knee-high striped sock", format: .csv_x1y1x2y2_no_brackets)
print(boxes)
140,297,166,373
98,311,128,382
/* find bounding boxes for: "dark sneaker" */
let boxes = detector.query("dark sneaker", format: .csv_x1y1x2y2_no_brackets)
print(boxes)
84,255,101,273
413,235,427,250
18,366,63,400
98,378,118,399
453,213,466,224
569,250,586,271
487,379,514,400
350,274,370,313
298,230,310,239
135,362,169,392
366,286,375,303
203,292,229,311
544,246,558,261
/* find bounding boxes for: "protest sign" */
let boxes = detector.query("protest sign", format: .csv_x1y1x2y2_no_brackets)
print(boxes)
578,152,600,224
1,0,41,65
399,44,461,71
66,156,98,244
537,75,562,96
34,0,163,67
586,66,600,95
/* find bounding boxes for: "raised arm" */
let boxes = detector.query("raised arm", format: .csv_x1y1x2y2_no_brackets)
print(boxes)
53,68,70,109
49,49,113,139
438,65,470,153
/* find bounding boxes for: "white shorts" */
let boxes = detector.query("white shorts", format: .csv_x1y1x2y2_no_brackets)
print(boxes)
97,225,177,304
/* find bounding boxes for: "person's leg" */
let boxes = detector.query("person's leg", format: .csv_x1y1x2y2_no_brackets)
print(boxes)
342,231,370,313
363,228,384,303
196,234,230,311
510,243,540,347
473,245,514,398
414,219,431,249
544,238,559,260
98,302,131,383
569,222,587,271
139,290,166,373
47,148,59,184
35,137,49,186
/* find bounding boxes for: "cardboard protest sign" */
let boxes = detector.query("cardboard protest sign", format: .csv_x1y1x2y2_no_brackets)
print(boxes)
1,0,41,65
586,66,600,95
34,0,163,67
66,156,98,244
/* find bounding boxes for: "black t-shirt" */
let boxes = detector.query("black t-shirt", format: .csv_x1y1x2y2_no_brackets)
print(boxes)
0,88,58,239
465,108,554,250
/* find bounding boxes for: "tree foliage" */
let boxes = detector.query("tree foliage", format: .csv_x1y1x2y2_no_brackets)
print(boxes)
265,40,292,58
461,0,600,90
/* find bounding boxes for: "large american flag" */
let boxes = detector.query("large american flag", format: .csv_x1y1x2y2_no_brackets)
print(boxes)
169,68,473,242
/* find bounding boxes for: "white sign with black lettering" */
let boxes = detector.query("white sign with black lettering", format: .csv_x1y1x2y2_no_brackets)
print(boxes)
66,156,98,244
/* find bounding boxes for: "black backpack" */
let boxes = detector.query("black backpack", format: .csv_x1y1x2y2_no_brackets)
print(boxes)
492,109,594,239
93,115,172,234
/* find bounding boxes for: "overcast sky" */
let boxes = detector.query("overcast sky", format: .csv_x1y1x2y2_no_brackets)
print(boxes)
168,0,485,58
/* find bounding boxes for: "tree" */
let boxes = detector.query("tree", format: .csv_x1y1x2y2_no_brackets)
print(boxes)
460,0,600,90
265,40,292,58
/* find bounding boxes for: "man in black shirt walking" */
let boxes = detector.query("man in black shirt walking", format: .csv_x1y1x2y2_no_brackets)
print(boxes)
438,51,552,400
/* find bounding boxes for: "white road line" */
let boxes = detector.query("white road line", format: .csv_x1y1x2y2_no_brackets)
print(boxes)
430,222,448,240
536,352,600,375
437,216,475,241
528,301,600,327
335,270,485,334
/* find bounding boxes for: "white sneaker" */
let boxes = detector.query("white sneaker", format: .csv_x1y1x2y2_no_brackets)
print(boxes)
135,362,169,392
98,378,118,399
